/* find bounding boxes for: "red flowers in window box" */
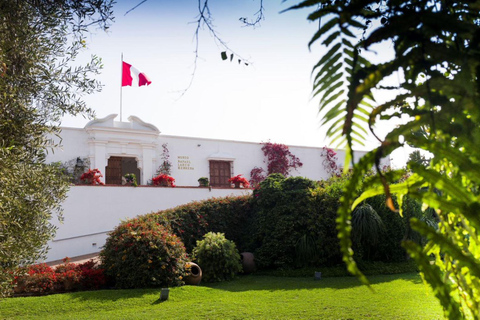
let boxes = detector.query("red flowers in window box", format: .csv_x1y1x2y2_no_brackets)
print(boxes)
80,169,104,185
228,174,250,188
152,174,176,187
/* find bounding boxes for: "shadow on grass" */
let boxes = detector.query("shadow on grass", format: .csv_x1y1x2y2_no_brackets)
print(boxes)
65,272,423,303
204,272,423,293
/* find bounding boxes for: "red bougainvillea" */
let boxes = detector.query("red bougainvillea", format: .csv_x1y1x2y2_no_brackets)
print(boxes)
152,174,176,187
249,166,266,188
80,168,104,185
321,146,340,177
228,174,250,188
261,142,303,176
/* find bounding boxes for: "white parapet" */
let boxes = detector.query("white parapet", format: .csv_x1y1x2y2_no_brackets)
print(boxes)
45,185,251,262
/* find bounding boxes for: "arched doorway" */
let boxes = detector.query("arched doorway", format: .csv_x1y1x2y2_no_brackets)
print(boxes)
105,156,141,185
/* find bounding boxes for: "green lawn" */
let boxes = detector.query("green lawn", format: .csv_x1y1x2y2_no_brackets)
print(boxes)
1,273,442,319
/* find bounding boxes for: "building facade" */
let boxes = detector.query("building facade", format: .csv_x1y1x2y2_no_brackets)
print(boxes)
44,114,387,262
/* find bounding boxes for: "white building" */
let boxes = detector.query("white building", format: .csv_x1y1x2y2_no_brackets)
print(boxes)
44,114,384,262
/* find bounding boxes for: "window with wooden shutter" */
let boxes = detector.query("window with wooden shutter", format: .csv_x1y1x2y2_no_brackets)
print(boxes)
106,156,122,185
209,161,232,187
106,156,141,185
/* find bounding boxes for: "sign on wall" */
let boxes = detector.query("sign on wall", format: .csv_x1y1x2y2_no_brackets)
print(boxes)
177,156,194,170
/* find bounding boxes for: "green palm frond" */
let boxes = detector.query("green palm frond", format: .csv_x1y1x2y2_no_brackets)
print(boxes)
351,204,385,246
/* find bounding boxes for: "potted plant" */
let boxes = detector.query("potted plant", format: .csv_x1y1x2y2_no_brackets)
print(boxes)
198,177,209,187
228,174,250,189
152,174,176,187
80,169,105,185
123,173,138,187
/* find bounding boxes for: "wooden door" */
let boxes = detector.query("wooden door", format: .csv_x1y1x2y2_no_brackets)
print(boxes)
209,161,231,187
106,156,122,185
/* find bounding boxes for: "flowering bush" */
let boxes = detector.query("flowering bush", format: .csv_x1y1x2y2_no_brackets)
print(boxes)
228,174,250,188
260,142,303,176
77,260,106,290
80,168,104,185
249,166,266,188
152,174,176,187
192,232,242,282
100,218,188,288
321,146,340,177
11,258,105,295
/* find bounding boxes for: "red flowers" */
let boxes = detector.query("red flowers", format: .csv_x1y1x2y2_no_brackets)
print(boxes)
12,259,105,295
80,168,105,185
152,174,176,187
228,174,250,188
321,146,340,177
261,142,303,176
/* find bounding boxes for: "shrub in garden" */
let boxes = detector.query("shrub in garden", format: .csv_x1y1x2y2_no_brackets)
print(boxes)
251,174,326,269
100,219,188,289
12,259,105,295
77,260,106,290
140,195,253,253
192,232,242,282
251,173,420,269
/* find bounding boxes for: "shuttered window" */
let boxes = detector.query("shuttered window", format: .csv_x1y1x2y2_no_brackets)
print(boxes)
106,156,122,185
209,161,231,187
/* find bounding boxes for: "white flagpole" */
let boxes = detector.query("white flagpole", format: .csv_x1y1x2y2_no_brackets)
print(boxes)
120,52,123,122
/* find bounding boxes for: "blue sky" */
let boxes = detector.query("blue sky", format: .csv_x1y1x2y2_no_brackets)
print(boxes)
63,0,411,167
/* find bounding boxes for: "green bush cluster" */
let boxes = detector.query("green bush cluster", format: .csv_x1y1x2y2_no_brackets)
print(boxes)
250,174,321,269
192,232,242,282
251,174,425,269
101,173,426,287
100,218,188,289
140,195,253,252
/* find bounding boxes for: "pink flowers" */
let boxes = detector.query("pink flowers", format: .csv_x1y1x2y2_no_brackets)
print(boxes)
261,142,303,176
152,174,176,187
321,146,340,177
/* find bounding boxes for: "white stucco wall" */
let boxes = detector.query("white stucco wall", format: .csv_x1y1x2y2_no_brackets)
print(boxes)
46,186,251,262
46,128,90,163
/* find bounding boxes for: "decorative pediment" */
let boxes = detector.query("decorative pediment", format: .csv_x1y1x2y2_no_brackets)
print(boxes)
85,114,160,134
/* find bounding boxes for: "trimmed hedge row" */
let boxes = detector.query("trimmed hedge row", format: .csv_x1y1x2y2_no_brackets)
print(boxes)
139,195,254,253
250,174,423,269
101,173,426,288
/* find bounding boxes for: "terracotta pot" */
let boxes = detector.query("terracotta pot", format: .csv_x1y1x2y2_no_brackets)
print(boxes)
240,252,256,274
184,262,202,285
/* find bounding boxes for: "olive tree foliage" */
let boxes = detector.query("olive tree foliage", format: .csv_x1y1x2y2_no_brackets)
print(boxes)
0,0,113,296
289,0,480,318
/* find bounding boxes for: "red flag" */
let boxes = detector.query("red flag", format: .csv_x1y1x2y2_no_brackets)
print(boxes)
122,61,152,87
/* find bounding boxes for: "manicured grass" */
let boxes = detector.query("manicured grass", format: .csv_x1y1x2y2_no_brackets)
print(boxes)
1,273,442,319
